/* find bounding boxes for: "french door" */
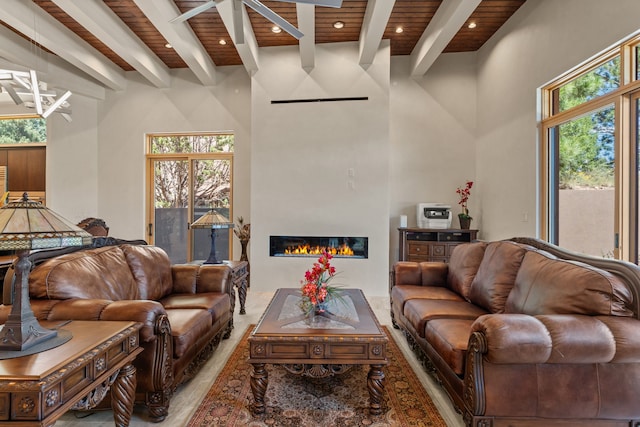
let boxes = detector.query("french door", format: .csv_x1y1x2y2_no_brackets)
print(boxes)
145,134,234,264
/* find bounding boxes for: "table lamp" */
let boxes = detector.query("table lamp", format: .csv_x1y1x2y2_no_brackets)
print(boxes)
190,209,233,264
0,193,92,352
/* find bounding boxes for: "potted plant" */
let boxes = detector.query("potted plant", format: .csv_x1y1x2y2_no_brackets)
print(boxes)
456,181,473,229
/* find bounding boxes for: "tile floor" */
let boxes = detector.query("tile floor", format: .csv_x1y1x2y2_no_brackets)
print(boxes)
56,290,465,427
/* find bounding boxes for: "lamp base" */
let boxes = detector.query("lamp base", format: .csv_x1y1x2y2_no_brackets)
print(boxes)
203,229,223,264
0,314,58,351
0,328,71,359
0,249,62,352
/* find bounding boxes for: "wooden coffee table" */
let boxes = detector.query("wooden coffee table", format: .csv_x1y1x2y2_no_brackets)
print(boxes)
248,288,388,415
0,320,143,426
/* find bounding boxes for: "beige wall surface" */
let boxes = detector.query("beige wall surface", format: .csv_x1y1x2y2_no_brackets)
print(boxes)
389,53,478,265
9,0,640,295
96,67,252,258
251,41,391,295
475,0,640,241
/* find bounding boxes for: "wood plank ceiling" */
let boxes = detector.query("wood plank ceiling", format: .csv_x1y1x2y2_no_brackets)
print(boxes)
25,0,526,71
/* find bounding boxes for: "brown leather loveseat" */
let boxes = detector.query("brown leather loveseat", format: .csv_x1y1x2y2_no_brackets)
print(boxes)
0,241,234,422
390,237,640,426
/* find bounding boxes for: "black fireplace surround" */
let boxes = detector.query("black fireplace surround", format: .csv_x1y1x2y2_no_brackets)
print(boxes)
270,236,368,258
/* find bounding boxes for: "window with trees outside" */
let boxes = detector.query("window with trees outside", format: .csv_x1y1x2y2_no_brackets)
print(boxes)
0,116,46,144
0,115,47,205
146,133,233,264
540,33,640,263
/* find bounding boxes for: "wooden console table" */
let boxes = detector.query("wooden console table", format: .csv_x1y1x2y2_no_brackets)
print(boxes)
224,260,249,315
0,320,142,426
398,228,478,263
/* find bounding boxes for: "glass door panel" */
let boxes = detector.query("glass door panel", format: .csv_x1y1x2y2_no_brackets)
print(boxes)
555,105,616,257
152,159,189,263
191,159,232,263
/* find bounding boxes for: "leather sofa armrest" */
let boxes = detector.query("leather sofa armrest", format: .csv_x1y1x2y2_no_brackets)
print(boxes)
99,299,169,343
470,313,640,364
18,298,169,344
196,265,232,294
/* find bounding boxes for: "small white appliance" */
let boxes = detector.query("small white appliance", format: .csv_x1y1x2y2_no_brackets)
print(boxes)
417,203,452,229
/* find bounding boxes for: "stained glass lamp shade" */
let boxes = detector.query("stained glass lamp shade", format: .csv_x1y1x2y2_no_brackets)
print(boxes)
190,210,233,264
0,193,92,352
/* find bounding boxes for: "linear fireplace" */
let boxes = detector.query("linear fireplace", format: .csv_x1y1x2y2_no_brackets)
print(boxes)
270,236,368,258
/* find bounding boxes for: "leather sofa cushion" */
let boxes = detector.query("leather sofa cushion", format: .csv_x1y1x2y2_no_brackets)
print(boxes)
596,316,640,362
425,319,474,376
166,308,213,359
391,285,463,315
506,250,634,316
122,244,173,301
161,293,231,324
394,261,448,287
468,241,527,313
447,242,487,299
404,298,488,338
28,246,138,301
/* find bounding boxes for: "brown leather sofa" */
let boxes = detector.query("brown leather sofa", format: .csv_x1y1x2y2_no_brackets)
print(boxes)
0,240,235,422
390,237,640,426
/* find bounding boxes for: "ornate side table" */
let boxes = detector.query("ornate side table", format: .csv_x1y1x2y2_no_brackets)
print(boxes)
0,320,142,426
224,260,249,315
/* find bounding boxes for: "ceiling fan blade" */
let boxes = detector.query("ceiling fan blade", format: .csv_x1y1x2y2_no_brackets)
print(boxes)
276,0,343,7
244,0,304,39
170,0,217,23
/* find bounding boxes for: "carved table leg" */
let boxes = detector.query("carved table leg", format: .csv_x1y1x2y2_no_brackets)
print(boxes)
111,363,137,427
367,364,385,415
237,277,247,315
250,363,268,414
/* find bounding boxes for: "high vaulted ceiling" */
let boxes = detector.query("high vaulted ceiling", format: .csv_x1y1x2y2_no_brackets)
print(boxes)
0,0,525,99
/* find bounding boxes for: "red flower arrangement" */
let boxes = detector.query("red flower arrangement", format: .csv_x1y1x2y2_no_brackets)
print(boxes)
300,251,341,315
456,181,474,219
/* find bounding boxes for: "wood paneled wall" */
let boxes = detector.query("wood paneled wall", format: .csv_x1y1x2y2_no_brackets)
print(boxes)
0,146,46,192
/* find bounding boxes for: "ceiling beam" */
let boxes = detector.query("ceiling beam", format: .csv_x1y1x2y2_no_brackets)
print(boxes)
410,0,481,76
0,24,105,100
217,0,259,75
133,0,217,86
0,0,126,91
297,3,315,70
359,0,395,67
51,0,171,88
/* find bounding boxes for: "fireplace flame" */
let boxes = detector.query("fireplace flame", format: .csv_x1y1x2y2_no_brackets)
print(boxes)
285,243,355,256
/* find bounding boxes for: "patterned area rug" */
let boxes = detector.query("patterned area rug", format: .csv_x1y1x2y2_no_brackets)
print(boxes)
186,325,448,427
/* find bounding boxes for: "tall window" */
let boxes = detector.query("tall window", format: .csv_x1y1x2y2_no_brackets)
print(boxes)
541,35,640,262
146,133,233,264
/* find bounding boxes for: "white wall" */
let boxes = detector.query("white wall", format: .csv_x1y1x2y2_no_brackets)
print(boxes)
476,0,640,240
389,53,477,264
97,67,252,251
47,94,99,223
30,0,640,294
251,41,391,296
0,95,99,224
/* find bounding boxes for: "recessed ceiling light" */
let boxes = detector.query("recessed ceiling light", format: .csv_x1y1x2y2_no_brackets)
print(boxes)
333,21,345,29
468,22,477,29
272,26,282,33
164,43,173,48
395,26,403,34
219,39,227,45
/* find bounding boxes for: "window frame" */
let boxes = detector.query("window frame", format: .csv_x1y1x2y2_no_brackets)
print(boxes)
539,32,640,262
145,132,234,262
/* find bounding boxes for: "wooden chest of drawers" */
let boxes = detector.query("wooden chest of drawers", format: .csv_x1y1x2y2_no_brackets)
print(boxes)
398,228,478,263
